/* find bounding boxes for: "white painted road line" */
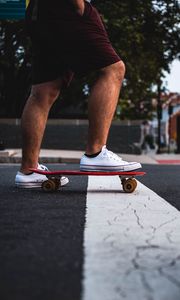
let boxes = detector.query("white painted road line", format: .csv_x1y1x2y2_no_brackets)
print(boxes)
82,176,180,300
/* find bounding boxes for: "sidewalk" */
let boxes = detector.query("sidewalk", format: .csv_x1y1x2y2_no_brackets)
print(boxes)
1,148,180,164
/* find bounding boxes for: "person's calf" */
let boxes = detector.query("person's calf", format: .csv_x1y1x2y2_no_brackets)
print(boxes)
20,79,62,173
86,61,125,155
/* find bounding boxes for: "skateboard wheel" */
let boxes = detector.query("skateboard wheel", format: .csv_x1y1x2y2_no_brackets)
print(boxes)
131,178,137,189
42,179,56,192
122,178,136,193
55,180,60,189
121,178,127,185
53,178,60,189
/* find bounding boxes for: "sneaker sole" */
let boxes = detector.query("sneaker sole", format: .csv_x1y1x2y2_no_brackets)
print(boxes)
80,163,142,172
15,177,69,188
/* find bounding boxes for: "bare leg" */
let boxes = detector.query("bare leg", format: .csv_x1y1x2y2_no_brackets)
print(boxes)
20,79,62,173
86,61,125,154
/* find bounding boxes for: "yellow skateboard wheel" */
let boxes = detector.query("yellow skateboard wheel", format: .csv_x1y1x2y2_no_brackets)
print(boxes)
122,178,137,193
42,179,57,192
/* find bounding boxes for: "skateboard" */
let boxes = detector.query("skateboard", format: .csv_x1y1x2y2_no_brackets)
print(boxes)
30,168,146,193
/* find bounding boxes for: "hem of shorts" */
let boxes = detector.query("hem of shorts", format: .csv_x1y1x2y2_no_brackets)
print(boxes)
32,75,62,85
32,57,121,84
77,57,122,77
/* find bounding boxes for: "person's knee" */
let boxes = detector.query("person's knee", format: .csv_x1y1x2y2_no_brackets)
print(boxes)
101,60,126,83
30,82,61,107
110,60,125,83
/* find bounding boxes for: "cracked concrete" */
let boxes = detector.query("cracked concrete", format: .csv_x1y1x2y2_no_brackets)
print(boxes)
82,176,180,300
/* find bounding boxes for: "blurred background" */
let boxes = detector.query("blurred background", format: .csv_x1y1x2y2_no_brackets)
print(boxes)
0,0,180,154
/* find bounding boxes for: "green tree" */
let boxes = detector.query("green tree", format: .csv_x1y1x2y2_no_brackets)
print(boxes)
0,20,31,117
93,0,180,119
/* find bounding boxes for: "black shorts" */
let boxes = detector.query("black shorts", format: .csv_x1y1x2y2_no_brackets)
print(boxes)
26,1,121,85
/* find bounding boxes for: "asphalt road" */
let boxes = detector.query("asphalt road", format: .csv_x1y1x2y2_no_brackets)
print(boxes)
140,164,180,211
0,163,179,300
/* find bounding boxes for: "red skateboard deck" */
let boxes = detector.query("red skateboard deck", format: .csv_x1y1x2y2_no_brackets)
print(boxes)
30,168,145,193
30,168,145,177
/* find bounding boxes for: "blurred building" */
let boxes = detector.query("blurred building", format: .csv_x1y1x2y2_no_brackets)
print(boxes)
163,93,180,151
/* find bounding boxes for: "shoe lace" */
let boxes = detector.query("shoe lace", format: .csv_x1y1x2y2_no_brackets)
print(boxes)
38,164,49,171
102,146,122,161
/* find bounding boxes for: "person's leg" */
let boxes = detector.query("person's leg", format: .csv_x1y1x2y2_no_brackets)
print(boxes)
86,60,125,155
20,79,62,174
80,60,142,171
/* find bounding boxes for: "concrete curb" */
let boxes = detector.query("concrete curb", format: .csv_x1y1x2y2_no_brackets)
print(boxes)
1,149,180,164
0,157,81,164
0,148,157,164
0,149,83,164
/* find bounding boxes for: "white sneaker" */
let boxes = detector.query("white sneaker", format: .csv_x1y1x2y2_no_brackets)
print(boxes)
15,164,69,188
80,145,142,172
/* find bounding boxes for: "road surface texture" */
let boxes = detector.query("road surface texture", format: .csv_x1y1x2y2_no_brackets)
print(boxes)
0,164,180,300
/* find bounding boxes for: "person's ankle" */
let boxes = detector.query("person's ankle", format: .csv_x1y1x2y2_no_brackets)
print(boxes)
20,163,38,174
85,145,103,156
85,150,101,158
20,168,34,175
